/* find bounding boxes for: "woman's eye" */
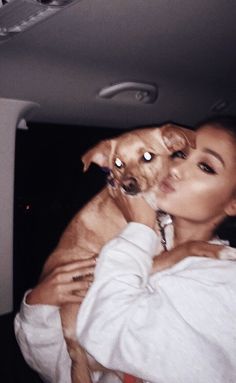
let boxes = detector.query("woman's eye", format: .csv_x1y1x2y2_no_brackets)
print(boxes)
114,157,124,169
170,150,187,160
142,152,155,162
198,162,216,175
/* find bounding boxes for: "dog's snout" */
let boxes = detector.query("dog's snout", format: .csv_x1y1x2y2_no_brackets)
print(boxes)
121,177,140,195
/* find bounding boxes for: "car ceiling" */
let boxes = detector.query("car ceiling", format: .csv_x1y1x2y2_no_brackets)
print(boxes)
0,0,236,129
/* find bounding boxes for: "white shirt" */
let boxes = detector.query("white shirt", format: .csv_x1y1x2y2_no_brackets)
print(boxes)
76,223,236,383
14,221,236,383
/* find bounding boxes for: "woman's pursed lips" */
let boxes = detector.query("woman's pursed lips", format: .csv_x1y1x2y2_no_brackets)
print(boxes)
159,177,176,193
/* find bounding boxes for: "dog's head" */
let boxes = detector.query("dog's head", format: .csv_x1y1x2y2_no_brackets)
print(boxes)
82,123,195,201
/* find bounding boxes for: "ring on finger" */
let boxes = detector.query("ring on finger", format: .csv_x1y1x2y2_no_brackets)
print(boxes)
72,275,83,282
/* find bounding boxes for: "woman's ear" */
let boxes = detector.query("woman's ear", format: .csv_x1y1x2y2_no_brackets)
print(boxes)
224,198,236,216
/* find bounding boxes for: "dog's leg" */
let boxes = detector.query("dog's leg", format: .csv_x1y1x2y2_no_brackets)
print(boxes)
69,342,92,383
60,304,92,383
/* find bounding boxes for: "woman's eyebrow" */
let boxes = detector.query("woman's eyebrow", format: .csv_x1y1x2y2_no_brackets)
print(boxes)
203,148,225,167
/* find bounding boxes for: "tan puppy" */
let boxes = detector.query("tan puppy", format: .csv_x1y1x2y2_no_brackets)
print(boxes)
41,123,196,383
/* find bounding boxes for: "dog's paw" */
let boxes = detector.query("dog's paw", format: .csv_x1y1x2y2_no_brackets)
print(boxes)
218,246,236,261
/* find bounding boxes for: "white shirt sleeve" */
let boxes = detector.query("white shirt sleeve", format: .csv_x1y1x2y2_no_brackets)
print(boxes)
14,291,72,383
76,223,236,383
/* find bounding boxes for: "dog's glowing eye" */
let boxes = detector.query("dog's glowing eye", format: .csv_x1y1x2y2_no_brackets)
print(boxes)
143,152,154,162
114,157,124,168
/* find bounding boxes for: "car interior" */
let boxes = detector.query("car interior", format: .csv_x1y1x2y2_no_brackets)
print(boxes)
0,1,236,381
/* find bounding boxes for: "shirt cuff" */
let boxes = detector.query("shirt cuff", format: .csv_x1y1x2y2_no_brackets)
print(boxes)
20,290,61,328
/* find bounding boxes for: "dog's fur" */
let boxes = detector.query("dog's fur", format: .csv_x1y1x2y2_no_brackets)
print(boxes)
41,123,196,383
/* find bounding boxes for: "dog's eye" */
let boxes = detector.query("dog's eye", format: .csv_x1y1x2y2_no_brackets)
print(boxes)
142,152,155,162
170,150,187,160
114,157,124,168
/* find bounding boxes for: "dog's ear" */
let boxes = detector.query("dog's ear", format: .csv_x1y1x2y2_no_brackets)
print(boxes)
161,123,196,152
82,139,117,172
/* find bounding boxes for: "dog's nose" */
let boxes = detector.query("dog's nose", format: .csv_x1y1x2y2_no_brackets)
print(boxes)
121,177,140,195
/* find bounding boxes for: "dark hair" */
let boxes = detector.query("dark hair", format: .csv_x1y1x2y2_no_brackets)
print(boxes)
196,115,236,245
195,115,236,142
216,217,236,247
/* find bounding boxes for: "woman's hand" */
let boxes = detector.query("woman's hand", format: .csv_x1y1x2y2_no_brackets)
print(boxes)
152,241,224,273
110,185,156,229
26,258,96,306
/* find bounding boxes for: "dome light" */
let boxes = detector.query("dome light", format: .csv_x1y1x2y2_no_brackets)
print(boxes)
0,0,79,40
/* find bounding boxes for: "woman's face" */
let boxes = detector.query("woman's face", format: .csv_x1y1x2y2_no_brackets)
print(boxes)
156,125,236,222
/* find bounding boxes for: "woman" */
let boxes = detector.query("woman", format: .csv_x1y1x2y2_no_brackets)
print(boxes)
15,116,236,383
76,116,236,382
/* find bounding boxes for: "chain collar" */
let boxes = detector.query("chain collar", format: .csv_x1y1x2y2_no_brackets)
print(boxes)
156,210,169,251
